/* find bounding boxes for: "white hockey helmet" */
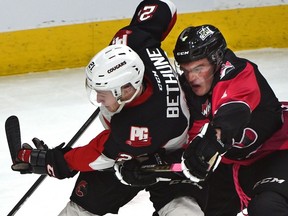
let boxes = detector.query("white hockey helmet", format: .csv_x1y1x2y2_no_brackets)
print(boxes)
85,44,145,105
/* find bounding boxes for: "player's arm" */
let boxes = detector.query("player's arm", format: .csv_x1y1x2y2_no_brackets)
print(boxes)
64,130,113,171
12,138,77,179
182,65,260,182
12,130,113,179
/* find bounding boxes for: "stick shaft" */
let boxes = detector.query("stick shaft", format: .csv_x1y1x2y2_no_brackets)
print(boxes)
7,108,100,216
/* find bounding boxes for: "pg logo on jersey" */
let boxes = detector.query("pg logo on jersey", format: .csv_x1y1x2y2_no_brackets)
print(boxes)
126,126,152,147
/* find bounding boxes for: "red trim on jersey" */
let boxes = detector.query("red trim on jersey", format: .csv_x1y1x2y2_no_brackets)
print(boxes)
185,119,210,149
64,130,110,171
125,76,153,108
161,12,177,41
212,62,261,114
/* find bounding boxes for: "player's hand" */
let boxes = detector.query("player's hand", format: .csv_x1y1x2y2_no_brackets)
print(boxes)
181,123,226,182
12,138,77,179
114,150,173,187
11,138,48,174
114,158,160,187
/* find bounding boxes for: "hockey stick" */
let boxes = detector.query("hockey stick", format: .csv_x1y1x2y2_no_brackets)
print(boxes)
7,107,100,216
140,163,182,172
104,163,183,174
5,116,21,165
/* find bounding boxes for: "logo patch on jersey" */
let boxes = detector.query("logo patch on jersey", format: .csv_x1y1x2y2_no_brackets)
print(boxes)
75,180,88,197
220,61,235,79
201,99,211,117
126,126,152,147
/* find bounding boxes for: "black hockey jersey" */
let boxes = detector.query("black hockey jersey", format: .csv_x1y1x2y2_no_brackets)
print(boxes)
64,0,190,171
181,49,284,163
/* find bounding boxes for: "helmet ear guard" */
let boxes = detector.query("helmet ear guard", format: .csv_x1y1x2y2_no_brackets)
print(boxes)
173,25,227,68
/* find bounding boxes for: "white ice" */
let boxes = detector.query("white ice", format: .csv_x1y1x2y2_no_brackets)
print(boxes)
1,48,287,216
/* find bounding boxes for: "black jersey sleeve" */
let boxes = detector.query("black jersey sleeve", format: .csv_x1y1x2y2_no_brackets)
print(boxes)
110,0,176,51
212,102,251,145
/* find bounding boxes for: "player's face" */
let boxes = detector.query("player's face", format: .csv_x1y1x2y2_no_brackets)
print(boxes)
180,58,215,96
96,90,119,112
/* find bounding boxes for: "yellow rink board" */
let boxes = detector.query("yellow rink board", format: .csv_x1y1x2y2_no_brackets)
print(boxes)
0,5,287,76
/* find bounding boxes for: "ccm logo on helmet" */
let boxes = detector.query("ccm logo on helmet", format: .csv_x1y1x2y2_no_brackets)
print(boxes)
176,51,189,56
107,61,127,73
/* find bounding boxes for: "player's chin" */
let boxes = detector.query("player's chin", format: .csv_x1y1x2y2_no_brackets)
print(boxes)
106,104,120,112
191,85,205,96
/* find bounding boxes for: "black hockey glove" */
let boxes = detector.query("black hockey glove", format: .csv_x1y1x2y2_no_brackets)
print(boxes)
12,138,77,179
11,138,48,174
114,150,172,187
181,123,229,182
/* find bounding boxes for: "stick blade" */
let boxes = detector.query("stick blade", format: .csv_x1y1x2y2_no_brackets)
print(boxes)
5,115,21,163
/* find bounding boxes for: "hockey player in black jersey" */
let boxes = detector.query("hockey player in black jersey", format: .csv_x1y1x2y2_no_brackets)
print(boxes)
174,24,288,215
12,1,207,215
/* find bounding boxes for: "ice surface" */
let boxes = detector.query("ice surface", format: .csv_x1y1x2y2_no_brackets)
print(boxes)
1,48,287,216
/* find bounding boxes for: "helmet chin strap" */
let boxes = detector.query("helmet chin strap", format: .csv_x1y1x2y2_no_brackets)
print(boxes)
209,64,220,92
110,102,125,114
101,84,143,115
117,85,141,105
111,85,142,113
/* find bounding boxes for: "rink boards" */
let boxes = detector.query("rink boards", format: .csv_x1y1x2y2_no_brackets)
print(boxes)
0,4,287,76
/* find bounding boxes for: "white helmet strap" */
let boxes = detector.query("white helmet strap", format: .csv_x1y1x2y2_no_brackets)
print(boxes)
117,85,141,105
107,87,140,114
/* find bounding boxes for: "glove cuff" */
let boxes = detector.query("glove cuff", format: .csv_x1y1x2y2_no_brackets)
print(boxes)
30,149,48,174
30,149,47,166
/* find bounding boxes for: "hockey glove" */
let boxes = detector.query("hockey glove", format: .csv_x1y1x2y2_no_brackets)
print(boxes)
11,138,48,174
12,138,77,179
181,123,228,182
114,151,172,187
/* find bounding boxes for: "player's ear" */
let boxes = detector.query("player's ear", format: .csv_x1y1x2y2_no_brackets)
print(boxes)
122,83,134,95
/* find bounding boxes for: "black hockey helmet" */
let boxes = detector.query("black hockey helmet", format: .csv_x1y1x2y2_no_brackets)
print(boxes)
173,25,227,67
